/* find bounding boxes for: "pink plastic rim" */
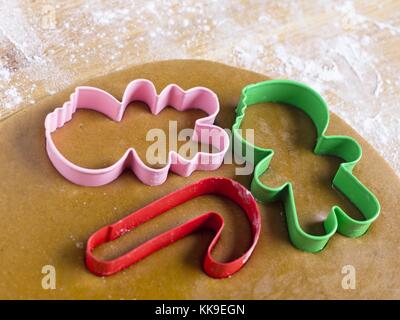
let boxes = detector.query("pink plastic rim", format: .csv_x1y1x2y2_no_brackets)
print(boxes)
44,79,230,186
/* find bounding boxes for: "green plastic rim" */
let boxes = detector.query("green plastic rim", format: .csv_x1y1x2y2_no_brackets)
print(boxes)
232,79,380,253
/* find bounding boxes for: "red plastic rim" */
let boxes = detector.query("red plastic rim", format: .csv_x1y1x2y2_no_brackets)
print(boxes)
85,177,261,279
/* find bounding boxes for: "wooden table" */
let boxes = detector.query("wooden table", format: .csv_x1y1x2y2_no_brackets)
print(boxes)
0,0,399,174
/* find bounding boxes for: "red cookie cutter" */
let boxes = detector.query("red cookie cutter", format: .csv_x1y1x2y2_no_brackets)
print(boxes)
86,177,261,278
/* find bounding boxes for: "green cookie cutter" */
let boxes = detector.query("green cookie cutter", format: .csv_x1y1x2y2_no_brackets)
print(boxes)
232,79,380,253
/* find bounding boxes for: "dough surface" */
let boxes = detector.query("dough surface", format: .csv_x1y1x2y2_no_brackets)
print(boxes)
0,60,398,299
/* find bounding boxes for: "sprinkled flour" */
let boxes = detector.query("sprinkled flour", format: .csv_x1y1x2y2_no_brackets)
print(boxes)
0,0,399,174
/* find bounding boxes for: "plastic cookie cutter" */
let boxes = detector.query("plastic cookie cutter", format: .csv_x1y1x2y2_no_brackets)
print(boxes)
232,79,380,253
85,177,261,278
44,79,229,186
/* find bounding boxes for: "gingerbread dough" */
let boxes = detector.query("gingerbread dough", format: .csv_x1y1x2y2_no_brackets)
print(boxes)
0,60,398,299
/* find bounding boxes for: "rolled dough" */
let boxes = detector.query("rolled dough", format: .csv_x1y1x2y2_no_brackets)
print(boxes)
0,60,398,299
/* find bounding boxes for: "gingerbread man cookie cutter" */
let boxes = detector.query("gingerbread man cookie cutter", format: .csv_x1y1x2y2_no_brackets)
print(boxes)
232,79,380,252
44,79,229,186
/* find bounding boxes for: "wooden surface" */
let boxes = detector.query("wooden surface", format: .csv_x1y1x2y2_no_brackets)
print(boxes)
0,0,399,174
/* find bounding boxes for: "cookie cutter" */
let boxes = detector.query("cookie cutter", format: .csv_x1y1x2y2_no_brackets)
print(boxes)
44,79,229,186
232,79,380,252
85,177,261,278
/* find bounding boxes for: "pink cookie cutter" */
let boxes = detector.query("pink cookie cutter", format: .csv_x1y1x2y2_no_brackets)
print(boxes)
44,79,229,186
